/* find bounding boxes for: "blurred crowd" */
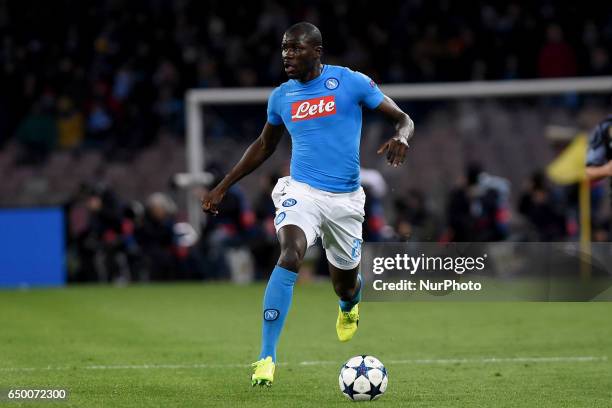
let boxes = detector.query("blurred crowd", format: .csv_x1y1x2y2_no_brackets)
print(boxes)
2,1,612,158
65,173,282,283
65,163,611,283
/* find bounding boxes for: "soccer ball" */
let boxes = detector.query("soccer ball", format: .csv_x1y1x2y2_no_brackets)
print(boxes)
339,355,388,401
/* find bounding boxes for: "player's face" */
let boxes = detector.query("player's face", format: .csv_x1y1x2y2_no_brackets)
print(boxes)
281,33,320,80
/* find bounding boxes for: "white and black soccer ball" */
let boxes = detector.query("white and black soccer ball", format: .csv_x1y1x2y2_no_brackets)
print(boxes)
339,355,388,401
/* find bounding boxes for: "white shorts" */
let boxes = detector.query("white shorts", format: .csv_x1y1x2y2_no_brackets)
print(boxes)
271,176,365,270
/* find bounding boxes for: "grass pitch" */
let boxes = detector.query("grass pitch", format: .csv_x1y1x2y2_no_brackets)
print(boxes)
0,283,610,407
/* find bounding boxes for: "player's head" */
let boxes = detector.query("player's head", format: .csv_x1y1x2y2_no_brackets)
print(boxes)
282,22,322,80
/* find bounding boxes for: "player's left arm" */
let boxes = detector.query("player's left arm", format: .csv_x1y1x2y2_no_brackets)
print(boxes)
375,95,415,167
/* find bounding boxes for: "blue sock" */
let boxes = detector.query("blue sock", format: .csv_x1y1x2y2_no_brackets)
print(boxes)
339,274,362,312
259,265,298,362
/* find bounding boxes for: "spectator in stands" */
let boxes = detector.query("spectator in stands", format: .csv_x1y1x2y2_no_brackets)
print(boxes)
360,168,389,242
112,64,136,103
538,24,577,78
587,47,611,77
154,87,184,135
137,192,179,280
446,176,474,242
251,173,282,279
86,100,113,149
592,220,610,242
200,164,257,280
15,100,57,165
393,189,438,241
446,163,510,242
71,183,128,282
57,96,85,150
518,171,566,241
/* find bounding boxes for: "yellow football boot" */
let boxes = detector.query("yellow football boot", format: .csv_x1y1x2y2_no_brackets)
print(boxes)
336,304,359,342
251,356,275,387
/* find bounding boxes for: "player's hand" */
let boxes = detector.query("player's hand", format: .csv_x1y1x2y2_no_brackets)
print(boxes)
201,187,225,216
377,138,408,167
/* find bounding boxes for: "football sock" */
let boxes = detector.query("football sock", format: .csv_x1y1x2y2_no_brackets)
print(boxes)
259,265,298,362
339,274,362,312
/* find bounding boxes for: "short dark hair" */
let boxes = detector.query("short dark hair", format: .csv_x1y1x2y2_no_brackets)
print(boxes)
285,22,322,46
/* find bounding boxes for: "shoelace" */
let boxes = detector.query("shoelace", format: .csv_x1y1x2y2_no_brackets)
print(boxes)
342,311,357,323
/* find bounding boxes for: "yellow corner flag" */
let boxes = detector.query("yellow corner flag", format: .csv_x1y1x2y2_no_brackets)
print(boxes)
546,133,587,185
546,132,591,279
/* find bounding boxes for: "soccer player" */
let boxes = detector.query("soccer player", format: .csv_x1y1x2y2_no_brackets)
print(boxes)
201,22,414,387
586,115,612,181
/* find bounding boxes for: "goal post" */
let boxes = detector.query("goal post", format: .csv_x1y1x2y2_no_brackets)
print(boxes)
182,76,612,232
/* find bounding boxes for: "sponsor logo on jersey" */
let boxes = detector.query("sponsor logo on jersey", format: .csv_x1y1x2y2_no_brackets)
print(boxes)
275,211,286,225
325,78,339,90
282,198,297,207
291,96,336,122
264,309,279,321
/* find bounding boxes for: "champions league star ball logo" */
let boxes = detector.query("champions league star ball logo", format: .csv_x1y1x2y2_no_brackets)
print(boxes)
325,78,339,90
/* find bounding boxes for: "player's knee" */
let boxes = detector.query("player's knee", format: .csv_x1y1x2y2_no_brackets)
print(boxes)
278,247,303,272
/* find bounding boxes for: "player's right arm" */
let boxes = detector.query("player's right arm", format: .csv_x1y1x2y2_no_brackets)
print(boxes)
201,122,285,215
585,121,612,181
586,161,612,181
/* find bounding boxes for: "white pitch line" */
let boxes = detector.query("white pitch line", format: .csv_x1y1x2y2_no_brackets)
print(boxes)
0,356,606,373
389,356,609,364
85,363,249,370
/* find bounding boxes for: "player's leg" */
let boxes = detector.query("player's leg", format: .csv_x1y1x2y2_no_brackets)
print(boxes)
320,188,366,342
330,261,362,342
252,227,308,387
259,225,306,361
253,177,321,386
322,236,363,344
329,263,361,312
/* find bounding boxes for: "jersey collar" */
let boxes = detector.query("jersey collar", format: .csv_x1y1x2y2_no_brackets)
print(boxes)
291,64,327,87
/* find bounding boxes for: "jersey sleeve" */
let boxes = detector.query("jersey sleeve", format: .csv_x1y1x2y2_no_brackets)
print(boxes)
266,87,283,125
586,124,608,167
348,69,384,109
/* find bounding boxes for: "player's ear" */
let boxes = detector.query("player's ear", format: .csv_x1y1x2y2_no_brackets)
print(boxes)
315,45,323,58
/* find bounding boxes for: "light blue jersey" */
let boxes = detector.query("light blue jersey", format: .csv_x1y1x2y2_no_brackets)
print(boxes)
267,64,384,193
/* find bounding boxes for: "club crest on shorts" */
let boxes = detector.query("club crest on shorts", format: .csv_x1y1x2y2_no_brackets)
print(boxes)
282,198,297,207
325,78,339,90
275,212,286,225
264,309,279,321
